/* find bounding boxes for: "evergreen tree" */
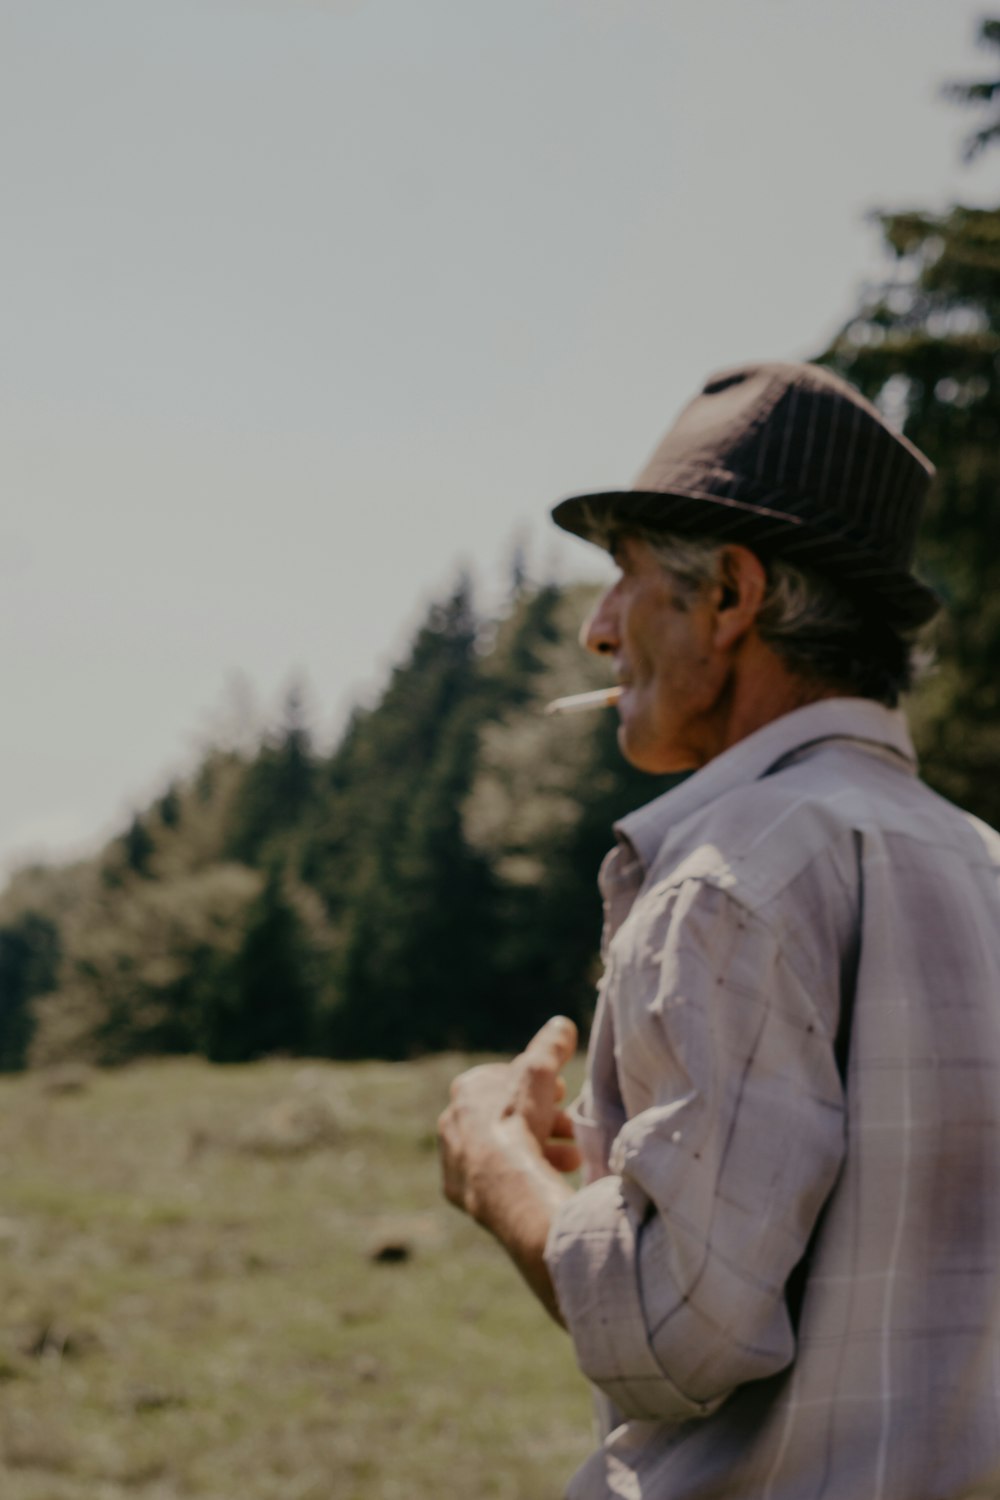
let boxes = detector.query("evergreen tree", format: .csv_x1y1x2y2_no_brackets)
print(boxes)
203,867,322,1063
319,577,498,1055
822,46,1000,822
227,682,316,866
943,17,1000,160
123,815,155,877
0,912,59,1070
157,784,182,830
305,577,482,918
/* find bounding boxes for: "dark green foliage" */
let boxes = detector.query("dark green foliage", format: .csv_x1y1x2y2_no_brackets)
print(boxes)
0,912,59,1070
318,579,502,1057
821,55,1000,823
157,784,182,829
304,579,483,925
226,683,316,867
123,815,155,877
203,868,322,1063
943,17,1000,160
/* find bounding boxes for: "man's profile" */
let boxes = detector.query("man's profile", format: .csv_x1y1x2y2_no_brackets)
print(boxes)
438,362,1000,1499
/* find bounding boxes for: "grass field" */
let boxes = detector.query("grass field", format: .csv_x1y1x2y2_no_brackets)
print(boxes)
0,1055,592,1500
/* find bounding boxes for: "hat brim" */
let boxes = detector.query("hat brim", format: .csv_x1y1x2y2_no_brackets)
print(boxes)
551,488,941,629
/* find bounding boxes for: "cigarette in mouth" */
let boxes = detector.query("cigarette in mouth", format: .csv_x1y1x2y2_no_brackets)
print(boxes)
544,687,624,716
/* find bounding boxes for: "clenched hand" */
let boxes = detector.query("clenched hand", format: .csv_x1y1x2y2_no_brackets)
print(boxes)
437,1016,581,1323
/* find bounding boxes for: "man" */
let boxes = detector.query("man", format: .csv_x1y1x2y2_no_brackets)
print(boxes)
438,361,1000,1499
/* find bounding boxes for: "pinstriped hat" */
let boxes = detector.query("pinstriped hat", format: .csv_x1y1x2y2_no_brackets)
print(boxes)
551,361,940,627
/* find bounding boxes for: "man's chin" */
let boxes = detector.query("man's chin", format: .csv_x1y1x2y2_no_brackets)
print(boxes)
617,724,698,778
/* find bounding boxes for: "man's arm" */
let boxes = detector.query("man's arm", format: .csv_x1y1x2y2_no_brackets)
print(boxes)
437,1016,581,1325
545,879,847,1423
440,883,846,1426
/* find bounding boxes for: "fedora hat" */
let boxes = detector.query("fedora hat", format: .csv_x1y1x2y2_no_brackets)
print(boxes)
551,361,940,627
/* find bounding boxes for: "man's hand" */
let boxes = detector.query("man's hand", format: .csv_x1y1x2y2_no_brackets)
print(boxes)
439,1014,582,1218
437,1016,581,1324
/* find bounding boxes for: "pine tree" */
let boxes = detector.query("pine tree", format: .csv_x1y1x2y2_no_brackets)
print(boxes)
226,682,317,866
0,912,59,1070
318,577,497,1056
203,867,321,1063
157,784,182,830
943,17,1000,160
123,815,155,877
822,33,1000,822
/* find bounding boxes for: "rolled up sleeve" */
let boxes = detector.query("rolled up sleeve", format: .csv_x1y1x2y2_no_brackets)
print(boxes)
545,879,846,1424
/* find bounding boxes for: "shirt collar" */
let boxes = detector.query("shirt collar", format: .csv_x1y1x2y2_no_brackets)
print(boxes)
614,697,916,875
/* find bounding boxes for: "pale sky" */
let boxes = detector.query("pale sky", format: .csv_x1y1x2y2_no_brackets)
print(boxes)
1,0,996,874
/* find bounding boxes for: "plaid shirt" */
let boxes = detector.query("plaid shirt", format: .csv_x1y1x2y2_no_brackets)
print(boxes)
546,698,1000,1500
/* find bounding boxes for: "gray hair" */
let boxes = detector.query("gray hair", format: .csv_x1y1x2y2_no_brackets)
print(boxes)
591,517,927,706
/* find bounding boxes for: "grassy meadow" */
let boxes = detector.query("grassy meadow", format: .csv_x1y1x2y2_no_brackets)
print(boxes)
0,1054,592,1499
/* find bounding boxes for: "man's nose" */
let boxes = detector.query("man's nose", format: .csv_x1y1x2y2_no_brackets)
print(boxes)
580,585,620,656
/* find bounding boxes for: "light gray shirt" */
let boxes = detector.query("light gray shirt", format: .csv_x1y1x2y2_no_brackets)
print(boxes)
545,698,1000,1500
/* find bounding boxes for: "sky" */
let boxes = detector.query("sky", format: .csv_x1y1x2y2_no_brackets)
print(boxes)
1,0,997,875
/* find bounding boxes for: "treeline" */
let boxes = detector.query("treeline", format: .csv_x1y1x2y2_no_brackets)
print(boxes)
4,20,1000,1070
820,17,1000,820
0,579,669,1069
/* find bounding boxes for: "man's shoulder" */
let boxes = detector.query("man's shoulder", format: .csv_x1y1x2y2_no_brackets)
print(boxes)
956,805,1000,866
642,739,997,914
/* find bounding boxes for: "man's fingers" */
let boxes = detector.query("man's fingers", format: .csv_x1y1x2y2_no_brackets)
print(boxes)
514,1017,577,1126
544,1139,583,1174
520,1015,578,1075
447,1020,577,1158
544,1108,581,1172
503,1019,579,1143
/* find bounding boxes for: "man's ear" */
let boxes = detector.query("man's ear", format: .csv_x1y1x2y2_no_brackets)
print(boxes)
712,546,767,651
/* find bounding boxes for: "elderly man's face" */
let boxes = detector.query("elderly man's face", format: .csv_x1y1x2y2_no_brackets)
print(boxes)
581,534,723,774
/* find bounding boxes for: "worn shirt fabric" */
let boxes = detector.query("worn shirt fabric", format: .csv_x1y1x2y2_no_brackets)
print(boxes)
544,698,1000,1500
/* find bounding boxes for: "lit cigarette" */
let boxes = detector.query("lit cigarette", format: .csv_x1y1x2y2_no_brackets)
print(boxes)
544,687,624,716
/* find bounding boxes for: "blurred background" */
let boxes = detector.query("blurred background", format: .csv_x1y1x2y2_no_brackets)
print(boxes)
3,0,1000,1067
2,0,995,873
3,2,1000,1494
